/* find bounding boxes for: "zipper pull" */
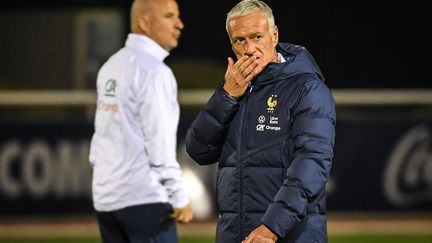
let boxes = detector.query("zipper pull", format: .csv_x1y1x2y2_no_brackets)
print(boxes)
248,82,254,93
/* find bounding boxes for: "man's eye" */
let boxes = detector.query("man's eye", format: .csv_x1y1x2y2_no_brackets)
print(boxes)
234,39,244,44
254,36,262,40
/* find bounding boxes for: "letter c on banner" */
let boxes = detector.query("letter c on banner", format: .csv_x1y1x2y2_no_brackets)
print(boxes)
0,140,22,198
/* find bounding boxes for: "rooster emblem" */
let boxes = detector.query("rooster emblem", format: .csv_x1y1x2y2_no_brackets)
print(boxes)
267,95,278,112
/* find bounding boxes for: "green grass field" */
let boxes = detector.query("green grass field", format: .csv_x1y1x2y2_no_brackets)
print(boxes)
1,216,431,243
0,234,432,243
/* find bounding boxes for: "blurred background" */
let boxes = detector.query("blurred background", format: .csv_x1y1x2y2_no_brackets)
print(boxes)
1,0,431,242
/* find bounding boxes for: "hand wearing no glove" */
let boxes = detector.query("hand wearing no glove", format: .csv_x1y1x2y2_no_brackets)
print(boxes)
170,202,193,224
242,224,278,243
223,55,261,98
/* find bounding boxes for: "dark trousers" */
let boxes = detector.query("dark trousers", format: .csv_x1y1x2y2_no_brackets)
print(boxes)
96,203,177,243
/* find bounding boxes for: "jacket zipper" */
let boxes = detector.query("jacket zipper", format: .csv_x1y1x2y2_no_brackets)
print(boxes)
238,83,254,240
248,82,254,93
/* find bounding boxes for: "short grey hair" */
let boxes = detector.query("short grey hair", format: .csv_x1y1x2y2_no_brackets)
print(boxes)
226,0,275,36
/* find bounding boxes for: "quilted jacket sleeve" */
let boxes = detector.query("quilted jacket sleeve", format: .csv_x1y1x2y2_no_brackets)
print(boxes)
261,79,336,238
185,86,239,165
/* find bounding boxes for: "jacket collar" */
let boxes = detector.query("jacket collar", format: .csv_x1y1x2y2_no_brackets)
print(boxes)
252,42,324,88
125,33,170,62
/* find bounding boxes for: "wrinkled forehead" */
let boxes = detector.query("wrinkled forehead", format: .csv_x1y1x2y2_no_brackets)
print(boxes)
228,13,269,35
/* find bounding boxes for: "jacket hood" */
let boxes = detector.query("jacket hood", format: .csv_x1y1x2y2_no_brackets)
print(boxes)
253,43,324,88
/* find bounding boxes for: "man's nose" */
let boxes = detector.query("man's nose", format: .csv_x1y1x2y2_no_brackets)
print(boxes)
244,41,256,56
176,17,184,30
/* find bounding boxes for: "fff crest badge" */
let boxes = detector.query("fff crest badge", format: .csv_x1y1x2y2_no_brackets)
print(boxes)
266,95,278,113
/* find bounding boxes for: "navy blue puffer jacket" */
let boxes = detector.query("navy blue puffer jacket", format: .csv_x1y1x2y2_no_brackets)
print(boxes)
186,43,336,243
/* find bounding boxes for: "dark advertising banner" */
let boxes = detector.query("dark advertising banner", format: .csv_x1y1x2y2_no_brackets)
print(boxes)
0,122,93,215
328,108,432,212
0,107,431,216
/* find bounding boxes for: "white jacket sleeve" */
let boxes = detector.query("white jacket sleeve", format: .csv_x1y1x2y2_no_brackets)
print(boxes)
137,66,190,208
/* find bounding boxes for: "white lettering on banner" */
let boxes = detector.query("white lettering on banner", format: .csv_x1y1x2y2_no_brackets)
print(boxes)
0,139,92,199
0,141,21,198
54,140,92,197
23,141,52,198
383,125,432,207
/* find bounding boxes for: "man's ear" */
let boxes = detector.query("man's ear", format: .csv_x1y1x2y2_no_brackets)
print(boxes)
272,25,279,47
137,15,149,34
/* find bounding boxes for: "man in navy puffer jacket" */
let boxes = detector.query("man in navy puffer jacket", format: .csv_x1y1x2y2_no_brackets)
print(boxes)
185,0,336,242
